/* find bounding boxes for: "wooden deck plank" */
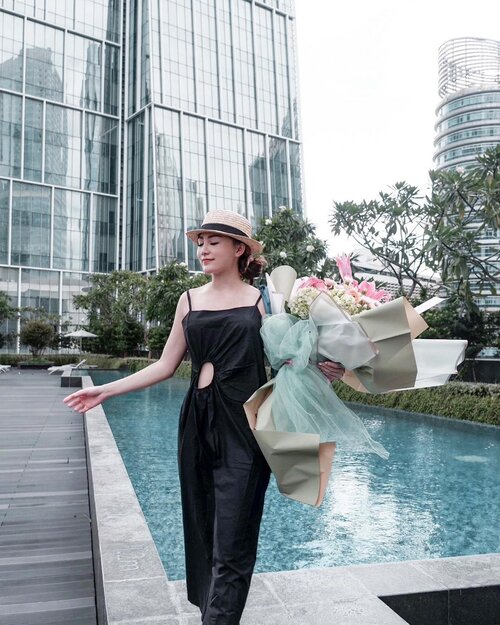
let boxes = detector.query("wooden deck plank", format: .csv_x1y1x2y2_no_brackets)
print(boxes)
0,371,97,625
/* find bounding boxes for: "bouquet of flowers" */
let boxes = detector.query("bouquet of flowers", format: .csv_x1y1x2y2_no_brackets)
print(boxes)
244,256,467,508
289,254,391,319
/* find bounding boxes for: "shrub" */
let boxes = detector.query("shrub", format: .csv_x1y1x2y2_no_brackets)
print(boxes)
19,320,56,358
333,381,500,426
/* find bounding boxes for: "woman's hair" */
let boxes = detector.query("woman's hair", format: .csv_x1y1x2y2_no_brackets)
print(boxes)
236,242,266,284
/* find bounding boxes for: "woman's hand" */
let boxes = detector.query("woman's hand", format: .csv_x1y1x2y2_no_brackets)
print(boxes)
63,386,110,414
317,360,345,382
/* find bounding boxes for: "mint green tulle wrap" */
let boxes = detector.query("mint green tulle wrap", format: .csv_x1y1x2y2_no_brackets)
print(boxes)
260,313,389,459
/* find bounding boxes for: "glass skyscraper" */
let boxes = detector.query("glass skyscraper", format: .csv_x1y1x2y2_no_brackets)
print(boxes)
434,37,500,312
0,0,303,350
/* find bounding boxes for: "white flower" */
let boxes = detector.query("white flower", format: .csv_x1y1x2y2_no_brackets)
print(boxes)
178,262,188,267
306,245,315,253
265,218,272,225
279,251,287,258
278,205,287,211
456,166,465,174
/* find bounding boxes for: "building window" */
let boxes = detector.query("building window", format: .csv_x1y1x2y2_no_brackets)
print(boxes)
0,11,24,93
84,113,118,194
45,104,82,188
0,92,22,178
11,182,51,268
53,189,90,271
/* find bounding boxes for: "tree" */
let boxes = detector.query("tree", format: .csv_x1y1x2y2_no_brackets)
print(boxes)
73,271,148,356
425,146,500,306
146,262,209,328
255,207,337,278
145,262,210,356
330,182,429,299
422,299,500,359
330,146,500,308
0,291,17,350
20,319,55,358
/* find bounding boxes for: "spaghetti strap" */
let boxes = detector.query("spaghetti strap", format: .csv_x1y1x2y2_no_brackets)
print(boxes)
186,290,192,311
254,292,262,307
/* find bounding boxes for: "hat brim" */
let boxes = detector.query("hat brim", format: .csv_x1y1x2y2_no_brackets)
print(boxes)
186,229,263,254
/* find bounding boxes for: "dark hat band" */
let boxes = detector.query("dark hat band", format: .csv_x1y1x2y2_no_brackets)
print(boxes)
198,223,249,238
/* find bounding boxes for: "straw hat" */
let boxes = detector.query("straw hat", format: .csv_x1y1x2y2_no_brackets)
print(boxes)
186,210,263,254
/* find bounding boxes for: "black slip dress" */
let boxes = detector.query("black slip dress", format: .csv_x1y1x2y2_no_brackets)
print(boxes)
178,290,271,625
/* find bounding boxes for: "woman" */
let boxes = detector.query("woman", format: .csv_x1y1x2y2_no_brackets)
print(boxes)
64,209,344,624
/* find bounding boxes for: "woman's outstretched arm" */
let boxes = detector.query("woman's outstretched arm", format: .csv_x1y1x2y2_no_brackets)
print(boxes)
63,292,189,413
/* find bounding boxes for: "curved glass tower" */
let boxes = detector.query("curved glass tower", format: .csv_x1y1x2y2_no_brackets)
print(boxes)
434,37,500,312
0,0,304,351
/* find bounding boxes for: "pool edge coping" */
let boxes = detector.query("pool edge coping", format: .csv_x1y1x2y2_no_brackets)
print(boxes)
81,374,500,625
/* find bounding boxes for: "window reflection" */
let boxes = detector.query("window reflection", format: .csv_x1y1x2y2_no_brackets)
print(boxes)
0,179,8,264
0,266,19,343
269,136,288,210
25,22,64,102
61,271,91,329
74,0,121,43
289,141,302,213
104,45,119,115
208,122,246,214
126,114,144,271
24,99,43,182
247,132,268,224
53,190,90,271
0,92,22,178
20,268,59,314
155,108,184,266
0,12,24,93
65,34,101,110
153,0,196,110
184,115,207,269
45,104,82,188
233,0,257,127
93,195,116,272
84,113,118,194
254,5,277,134
194,0,219,117
275,13,292,137
216,0,235,122
11,182,51,267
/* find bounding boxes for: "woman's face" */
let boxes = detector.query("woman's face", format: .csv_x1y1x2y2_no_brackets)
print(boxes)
196,233,244,275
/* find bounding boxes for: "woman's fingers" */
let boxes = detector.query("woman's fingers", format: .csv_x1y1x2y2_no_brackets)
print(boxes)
317,360,345,381
63,388,104,413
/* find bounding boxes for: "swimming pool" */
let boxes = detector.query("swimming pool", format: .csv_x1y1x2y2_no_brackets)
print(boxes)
91,371,500,580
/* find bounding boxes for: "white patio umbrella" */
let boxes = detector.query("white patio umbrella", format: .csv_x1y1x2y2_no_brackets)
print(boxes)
64,329,98,353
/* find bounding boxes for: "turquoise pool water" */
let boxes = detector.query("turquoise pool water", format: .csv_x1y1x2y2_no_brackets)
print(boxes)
91,372,500,580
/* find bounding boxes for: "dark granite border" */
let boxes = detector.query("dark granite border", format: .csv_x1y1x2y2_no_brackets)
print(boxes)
82,374,500,625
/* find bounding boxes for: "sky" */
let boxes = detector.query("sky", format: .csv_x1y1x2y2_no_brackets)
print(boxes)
294,0,500,250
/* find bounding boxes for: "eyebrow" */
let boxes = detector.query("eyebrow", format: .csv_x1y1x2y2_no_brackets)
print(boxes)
197,234,221,241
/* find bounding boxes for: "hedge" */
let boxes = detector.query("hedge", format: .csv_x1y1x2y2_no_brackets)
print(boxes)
332,381,500,426
3,352,498,426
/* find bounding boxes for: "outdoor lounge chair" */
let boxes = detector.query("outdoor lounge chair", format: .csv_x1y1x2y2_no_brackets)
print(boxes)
0,365,11,374
47,359,87,375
